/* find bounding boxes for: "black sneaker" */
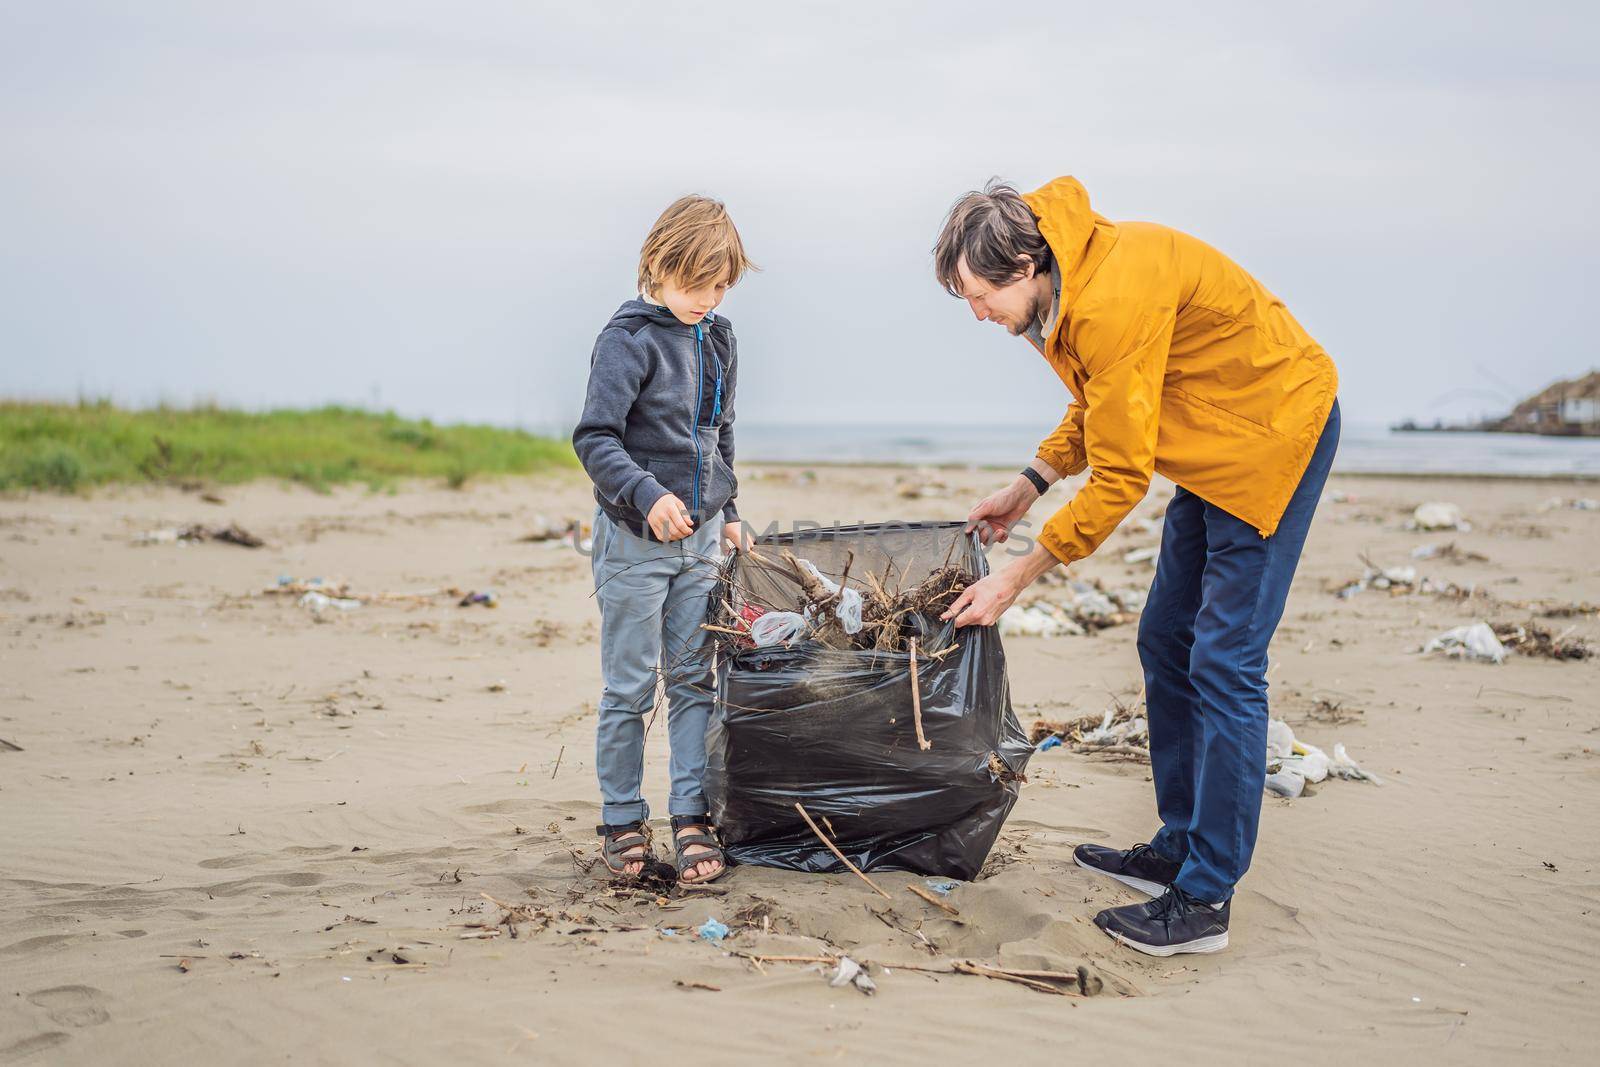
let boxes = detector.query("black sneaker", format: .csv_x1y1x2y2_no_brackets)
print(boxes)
1073,842,1181,897
1094,886,1230,957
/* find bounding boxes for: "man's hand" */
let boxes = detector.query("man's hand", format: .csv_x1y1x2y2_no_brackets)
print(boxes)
965,477,1037,545
647,493,695,541
722,520,747,554
941,571,1022,628
942,543,1064,628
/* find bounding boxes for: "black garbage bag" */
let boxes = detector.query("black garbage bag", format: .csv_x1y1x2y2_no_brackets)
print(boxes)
704,521,1031,880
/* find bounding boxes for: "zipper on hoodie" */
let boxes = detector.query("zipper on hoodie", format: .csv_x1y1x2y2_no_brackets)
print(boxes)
691,322,705,522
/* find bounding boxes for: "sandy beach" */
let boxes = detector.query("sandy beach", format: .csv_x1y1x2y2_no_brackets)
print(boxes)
2,464,1596,1064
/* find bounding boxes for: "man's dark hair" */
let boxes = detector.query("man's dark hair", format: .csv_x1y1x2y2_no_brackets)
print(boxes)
933,179,1053,297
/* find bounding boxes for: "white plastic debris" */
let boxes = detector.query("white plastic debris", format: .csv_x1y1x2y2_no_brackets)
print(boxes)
1069,589,1119,619
796,558,865,635
1123,546,1158,565
1370,565,1417,589
299,591,361,613
1423,622,1507,664
1265,719,1380,797
749,611,808,647
1266,719,1298,760
1277,747,1330,784
998,605,1085,638
1264,770,1305,798
1110,586,1149,613
1410,502,1468,531
826,956,876,995
1330,742,1382,784
1082,707,1149,747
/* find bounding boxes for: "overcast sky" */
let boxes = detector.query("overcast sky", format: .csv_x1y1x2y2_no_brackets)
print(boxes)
3,1,1596,436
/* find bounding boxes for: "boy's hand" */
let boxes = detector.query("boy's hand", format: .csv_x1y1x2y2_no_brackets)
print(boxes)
722,520,747,553
647,493,694,541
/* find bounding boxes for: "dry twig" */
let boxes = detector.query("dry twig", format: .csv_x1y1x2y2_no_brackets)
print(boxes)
793,802,891,899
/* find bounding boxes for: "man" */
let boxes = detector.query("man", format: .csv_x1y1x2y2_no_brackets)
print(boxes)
936,176,1339,957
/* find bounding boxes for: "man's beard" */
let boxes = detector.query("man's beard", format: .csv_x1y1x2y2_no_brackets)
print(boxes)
1005,288,1048,336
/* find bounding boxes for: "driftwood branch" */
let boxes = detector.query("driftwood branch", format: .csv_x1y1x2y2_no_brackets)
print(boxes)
906,884,958,915
793,802,891,899
909,638,931,751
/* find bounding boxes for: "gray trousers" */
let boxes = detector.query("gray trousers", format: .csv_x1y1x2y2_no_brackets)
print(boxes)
590,509,721,826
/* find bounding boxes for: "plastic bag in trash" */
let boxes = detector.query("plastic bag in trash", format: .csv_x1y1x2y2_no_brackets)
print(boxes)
749,611,809,647
796,557,865,634
706,521,1031,880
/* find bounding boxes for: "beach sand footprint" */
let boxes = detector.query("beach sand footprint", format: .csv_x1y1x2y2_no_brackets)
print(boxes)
27,985,109,1028
0,1032,71,1064
201,871,326,897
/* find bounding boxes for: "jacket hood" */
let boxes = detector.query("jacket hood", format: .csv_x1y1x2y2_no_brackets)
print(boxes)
606,298,733,335
1021,176,1119,307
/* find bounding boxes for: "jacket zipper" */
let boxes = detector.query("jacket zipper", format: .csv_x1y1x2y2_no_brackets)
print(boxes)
691,322,705,522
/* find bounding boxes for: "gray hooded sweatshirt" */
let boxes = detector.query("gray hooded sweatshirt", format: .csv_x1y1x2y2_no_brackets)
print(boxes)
572,299,739,539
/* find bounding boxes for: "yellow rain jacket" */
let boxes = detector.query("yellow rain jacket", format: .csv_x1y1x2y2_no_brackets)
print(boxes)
1022,176,1338,565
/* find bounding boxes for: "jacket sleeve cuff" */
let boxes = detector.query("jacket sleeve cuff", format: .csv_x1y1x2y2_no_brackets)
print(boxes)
721,500,740,524
1035,515,1086,566
630,476,669,518
1035,447,1083,479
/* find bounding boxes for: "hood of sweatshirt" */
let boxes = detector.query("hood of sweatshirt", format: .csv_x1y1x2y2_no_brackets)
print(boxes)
605,298,734,338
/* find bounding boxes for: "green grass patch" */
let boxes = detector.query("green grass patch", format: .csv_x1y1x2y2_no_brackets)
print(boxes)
0,401,577,493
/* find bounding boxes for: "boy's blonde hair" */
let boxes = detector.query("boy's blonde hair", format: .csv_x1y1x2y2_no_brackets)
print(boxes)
637,195,757,296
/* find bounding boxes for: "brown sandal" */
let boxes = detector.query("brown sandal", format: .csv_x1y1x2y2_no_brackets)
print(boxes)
670,814,727,885
597,820,653,877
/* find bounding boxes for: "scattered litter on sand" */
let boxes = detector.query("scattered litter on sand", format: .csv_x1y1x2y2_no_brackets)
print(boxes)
749,468,818,485
1000,604,1084,638
1332,559,1420,598
262,576,497,611
300,591,362,613
135,522,265,548
1029,699,1149,760
1265,719,1380,796
1539,602,1600,620
518,515,590,550
696,917,730,942
1122,546,1158,565
1423,622,1507,664
1000,582,1145,638
1427,620,1587,662
1330,554,1486,601
1408,502,1469,532
1491,621,1593,661
1033,704,1377,797
1410,541,1489,563
894,469,950,499
1539,497,1599,512
826,956,877,995
517,515,576,542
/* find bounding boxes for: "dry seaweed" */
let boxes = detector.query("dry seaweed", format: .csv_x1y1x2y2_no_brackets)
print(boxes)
1491,621,1593,661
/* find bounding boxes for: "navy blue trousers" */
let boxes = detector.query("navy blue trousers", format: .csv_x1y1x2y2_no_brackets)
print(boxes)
1140,400,1340,902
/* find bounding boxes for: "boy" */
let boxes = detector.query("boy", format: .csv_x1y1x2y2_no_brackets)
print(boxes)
572,195,755,884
